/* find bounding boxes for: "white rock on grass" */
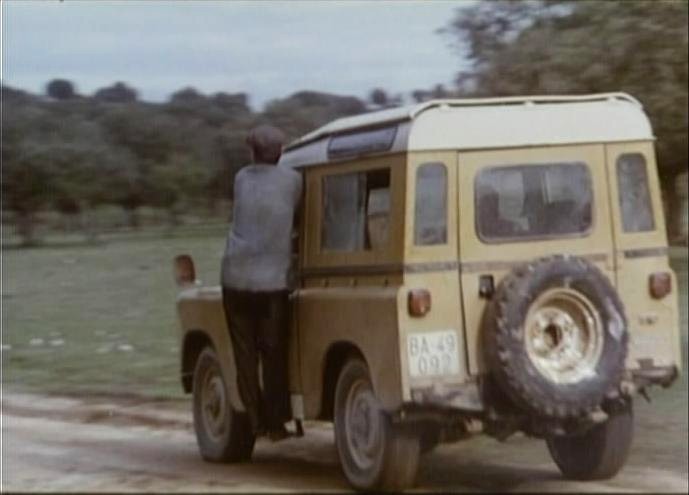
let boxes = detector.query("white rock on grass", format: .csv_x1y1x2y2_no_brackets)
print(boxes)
29,338,45,346
1,344,11,351
117,344,134,352
50,338,65,347
96,345,113,354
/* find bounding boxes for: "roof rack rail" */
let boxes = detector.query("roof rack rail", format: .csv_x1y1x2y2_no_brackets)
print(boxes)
284,92,643,152
411,92,642,118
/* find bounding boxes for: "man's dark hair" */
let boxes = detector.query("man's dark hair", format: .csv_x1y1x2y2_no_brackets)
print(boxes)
246,125,285,164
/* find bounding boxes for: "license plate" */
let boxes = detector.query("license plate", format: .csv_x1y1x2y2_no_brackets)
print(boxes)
407,330,460,378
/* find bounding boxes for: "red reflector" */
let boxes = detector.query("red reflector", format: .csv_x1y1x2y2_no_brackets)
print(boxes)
174,254,196,287
408,289,431,317
649,272,672,299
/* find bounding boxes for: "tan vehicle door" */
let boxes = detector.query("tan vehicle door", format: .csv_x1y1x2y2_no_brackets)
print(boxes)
604,141,681,369
457,145,616,375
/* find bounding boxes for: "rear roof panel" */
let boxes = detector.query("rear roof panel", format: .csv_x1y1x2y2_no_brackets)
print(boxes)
279,93,653,169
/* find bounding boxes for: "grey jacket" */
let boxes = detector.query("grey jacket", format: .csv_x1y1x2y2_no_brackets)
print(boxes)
221,164,302,291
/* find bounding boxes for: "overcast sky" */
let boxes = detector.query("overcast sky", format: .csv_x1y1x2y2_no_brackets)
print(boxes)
1,0,470,110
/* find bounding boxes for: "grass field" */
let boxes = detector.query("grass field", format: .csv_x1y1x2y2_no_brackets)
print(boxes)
2,231,688,402
2,227,230,398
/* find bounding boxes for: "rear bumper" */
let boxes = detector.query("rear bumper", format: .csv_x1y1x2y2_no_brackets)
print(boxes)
404,365,680,418
409,381,484,412
629,364,679,388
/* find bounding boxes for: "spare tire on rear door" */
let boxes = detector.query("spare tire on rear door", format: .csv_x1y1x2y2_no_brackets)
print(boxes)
483,255,628,419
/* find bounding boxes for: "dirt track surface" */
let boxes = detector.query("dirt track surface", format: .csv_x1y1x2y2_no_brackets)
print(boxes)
2,391,687,493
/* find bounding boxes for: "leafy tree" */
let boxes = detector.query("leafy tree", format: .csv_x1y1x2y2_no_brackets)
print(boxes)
169,86,206,105
2,104,59,245
208,127,251,204
46,78,77,100
211,92,250,114
444,0,688,238
411,84,454,103
2,81,376,242
2,151,53,246
98,106,181,227
2,85,35,105
148,155,210,228
411,89,431,103
263,91,366,141
370,88,389,106
444,0,688,180
94,82,138,103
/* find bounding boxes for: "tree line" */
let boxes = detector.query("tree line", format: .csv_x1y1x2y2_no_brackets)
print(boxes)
2,82,380,245
2,0,687,246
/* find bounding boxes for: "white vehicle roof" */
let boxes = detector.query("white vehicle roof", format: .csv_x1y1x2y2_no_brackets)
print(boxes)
279,93,654,169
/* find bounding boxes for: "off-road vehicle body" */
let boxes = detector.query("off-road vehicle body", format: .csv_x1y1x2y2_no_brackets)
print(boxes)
175,93,681,491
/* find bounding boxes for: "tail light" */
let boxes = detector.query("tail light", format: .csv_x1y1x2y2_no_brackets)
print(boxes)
649,272,672,299
408,289,431,317
174,254,196,287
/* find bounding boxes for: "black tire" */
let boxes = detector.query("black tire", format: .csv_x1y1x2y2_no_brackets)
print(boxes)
484,255,628,419
334,358,420,492
547,399,634,480
192,347,255,462
419,422,441,455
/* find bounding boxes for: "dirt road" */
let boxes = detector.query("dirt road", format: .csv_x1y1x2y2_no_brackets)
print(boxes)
2,391,687,493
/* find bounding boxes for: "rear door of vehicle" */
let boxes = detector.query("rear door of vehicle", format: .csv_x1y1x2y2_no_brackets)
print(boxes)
604,141,682,369
457,145,616,375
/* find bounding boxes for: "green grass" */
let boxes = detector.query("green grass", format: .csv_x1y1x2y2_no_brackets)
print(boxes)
2,232,688,404
2,226,230,398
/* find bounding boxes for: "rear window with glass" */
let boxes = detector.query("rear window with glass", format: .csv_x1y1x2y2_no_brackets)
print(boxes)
327,126,397,159
616,153,655,233
475,162,593,242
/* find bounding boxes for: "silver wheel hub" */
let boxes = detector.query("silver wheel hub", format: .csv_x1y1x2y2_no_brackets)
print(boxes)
524,288,603,384
201,370,228,441
345,379,382,470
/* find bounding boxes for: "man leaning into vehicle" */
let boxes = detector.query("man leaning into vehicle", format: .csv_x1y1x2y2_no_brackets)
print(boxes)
221,125,301,441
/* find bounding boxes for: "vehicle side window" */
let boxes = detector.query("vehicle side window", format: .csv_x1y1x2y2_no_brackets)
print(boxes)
414,162,447,245
321,168,391,251
616,153,655,233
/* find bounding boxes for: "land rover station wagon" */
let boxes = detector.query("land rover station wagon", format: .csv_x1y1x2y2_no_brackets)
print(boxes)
174,93,682,492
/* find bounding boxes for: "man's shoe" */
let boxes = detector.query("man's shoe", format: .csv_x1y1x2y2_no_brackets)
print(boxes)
267,424,290,442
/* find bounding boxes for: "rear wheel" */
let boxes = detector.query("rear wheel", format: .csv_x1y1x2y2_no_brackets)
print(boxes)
419,422,441,454
547,399,634,480
192,347,255,462
334,358,420,491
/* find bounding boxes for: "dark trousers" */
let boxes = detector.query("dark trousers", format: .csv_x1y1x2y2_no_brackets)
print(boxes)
222,288,291,433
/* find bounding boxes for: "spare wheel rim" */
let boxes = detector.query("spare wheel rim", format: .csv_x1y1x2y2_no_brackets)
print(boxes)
524,287,604,385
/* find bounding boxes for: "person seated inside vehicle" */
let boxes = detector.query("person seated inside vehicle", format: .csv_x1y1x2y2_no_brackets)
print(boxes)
478,185,519,238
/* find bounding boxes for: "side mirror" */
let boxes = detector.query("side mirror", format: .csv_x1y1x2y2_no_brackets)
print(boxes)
173,254,196,287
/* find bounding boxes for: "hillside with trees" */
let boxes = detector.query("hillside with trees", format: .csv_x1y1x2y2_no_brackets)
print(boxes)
1,83,373,245
3,0,687,246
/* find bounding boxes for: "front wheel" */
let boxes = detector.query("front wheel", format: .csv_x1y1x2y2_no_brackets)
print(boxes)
334,358,420,492
546,399,634,480
192,347,255,462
